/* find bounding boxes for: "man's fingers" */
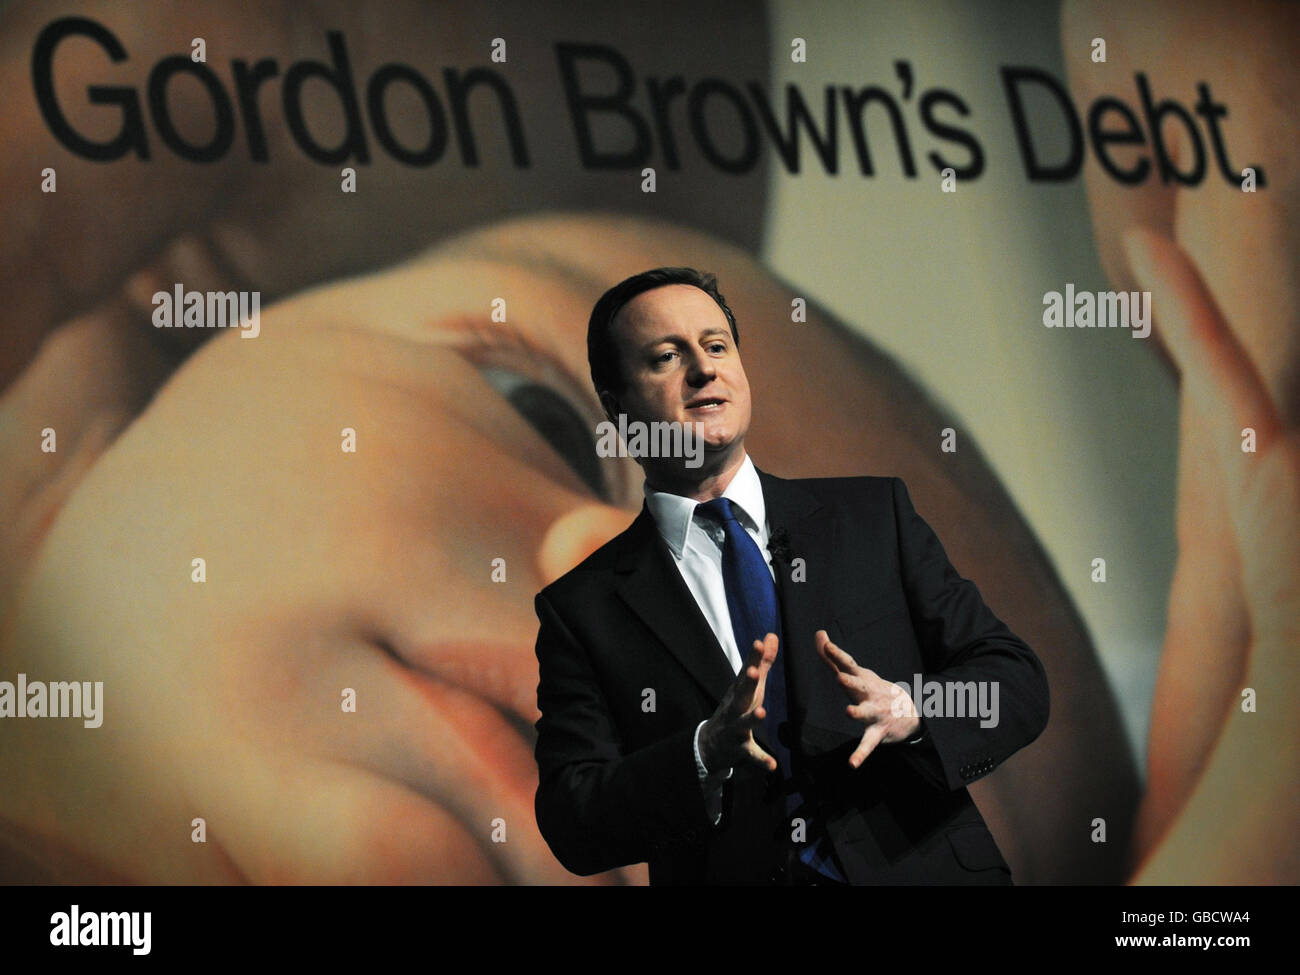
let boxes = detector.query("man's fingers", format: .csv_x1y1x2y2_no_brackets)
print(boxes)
849,724,888,769
729,634,779,714
731,656,766,698
846,700,877,722
742,738,778,772
815,629,859,674
756,651,774,697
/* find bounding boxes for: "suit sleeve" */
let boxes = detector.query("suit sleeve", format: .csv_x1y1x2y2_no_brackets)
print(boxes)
886,477,1050,791
533,590,713,876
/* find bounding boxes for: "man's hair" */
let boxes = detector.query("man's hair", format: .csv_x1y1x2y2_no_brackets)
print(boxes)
587,266,739,398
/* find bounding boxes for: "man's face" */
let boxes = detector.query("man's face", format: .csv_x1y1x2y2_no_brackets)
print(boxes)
604,284,752,467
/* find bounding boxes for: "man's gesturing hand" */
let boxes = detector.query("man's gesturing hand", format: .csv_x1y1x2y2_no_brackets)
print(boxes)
698,633,781,774
816,630,921,768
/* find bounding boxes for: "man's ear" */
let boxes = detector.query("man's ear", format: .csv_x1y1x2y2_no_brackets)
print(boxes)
598,389,620,424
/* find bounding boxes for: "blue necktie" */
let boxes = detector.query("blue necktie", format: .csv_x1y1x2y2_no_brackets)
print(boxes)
697,497,846,882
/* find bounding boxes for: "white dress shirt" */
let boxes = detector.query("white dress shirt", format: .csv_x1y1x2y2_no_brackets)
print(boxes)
643,453,774,824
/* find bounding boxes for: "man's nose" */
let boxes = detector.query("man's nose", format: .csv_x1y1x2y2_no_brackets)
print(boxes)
685,349,717,385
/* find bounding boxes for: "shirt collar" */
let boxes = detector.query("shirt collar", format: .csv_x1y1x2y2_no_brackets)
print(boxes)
643,454,766,558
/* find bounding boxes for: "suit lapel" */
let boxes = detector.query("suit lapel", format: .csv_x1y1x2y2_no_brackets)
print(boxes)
614,504,735,705
758,468,864,752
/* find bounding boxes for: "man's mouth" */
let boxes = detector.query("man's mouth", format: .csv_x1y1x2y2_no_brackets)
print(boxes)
685,397,726,412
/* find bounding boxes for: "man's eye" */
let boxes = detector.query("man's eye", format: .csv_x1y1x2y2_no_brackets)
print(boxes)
477,365,606,499
655,350,677,363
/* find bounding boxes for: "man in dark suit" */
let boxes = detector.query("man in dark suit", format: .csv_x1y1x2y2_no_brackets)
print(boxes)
532,267,1050,885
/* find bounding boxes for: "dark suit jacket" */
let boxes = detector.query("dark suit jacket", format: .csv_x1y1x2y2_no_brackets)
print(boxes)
532,468,1050,884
